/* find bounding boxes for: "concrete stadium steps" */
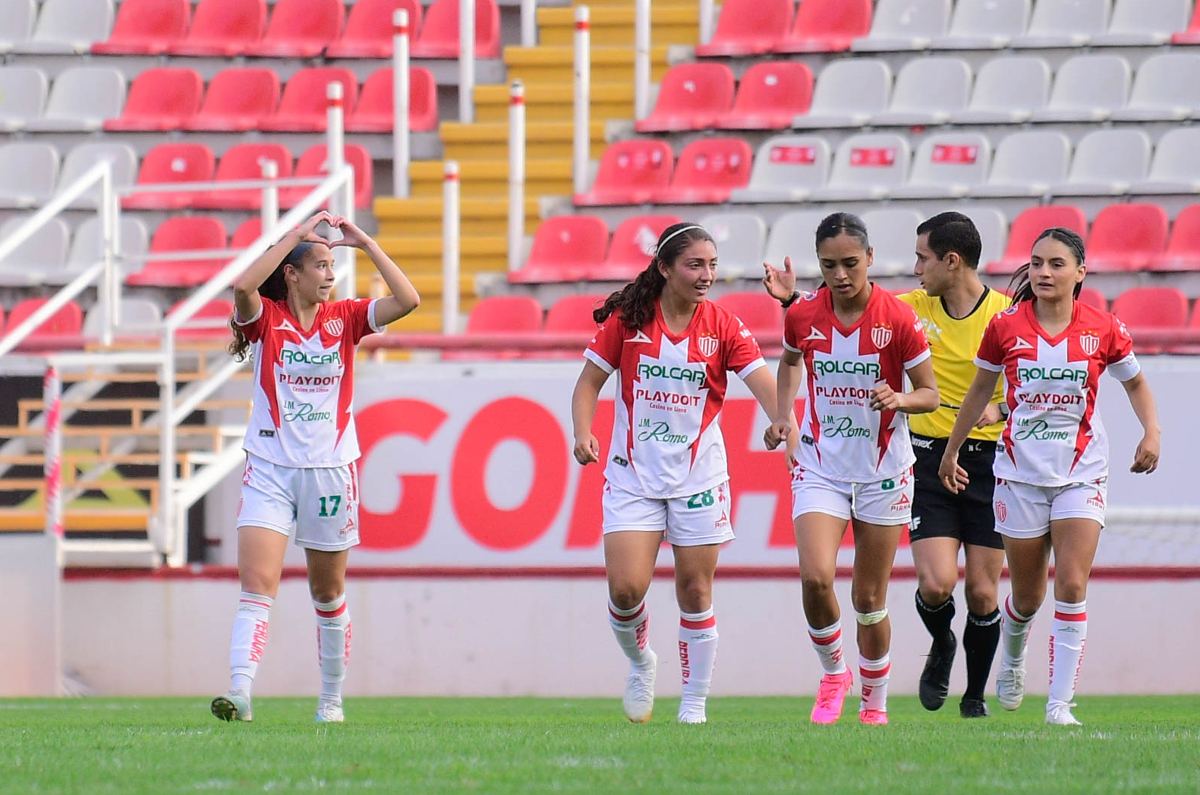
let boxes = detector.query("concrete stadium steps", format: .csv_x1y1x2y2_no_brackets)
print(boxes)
372,234,507,273
408,159,574,198
504,45,675,85
474,83,635,124
537,5,699,47
375,196,541,237
439,120,608,161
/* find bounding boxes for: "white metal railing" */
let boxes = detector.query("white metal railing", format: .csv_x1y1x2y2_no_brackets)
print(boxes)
635,0,650,121
459,0,476,123
700,0,715,45
521,0,537,46
508,80,525,273
442,161,460,334
573,6,590,197
0,160,117,357
393,8,412,197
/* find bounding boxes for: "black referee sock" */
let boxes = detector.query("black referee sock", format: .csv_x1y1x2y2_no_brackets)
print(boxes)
915,590,956,648
963,608,1001,701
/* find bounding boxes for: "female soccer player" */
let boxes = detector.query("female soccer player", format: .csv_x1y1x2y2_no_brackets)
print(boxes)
212,211,420,724
764,212,939,726
939,227,1160,726
571,223,783,725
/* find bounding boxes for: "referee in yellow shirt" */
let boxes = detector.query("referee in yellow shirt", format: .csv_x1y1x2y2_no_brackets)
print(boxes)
762,211,1009,718
899,212,1009,719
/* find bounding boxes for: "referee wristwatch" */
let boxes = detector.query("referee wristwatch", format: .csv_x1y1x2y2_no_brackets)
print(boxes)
780,291,802,309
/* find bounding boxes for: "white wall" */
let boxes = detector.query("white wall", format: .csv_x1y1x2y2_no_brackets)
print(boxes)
1,533,61,696
60,574,1200,697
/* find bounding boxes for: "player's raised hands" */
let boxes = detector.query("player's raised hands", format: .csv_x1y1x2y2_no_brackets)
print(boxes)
869,381,904,412
1130,431,1160,474
326,217,374,250
295,211,338,244
762,257,797,303
938,451,969,494
763,419,790,450
573,434,600,465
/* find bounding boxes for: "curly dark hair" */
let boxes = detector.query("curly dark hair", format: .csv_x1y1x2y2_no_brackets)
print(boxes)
1007,227,1086,304
593,223,714,330
228,242,316,362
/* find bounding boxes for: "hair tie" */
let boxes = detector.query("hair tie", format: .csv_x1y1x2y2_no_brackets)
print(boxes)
655,225,705,254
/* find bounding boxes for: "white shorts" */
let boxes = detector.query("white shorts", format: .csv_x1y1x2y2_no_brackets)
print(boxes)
993,477,1107,539
602,479,735,547
791,465,914,526
236,454,361,551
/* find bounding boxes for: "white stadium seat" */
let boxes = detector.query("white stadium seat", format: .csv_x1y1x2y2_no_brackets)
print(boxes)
952,56,1050,125
0,216,70,286
1092,0,1191,46
0,66,48,132
810,133,911,202
61,217,151,284
697,211,767,278
1030,54,1130,123
971,130,1071,199
0,142,60,209
0,0,35,54
872,57,972,127
56,143,139,208
26,67,126,132
1111,53,1200,122
932,0,1031,50
764,210,827,279
730,135,831,203
83,297,162,339
891,133,992,200
1012,0,1109,48
966,207,1008,269
861,208,924,276
1131,129,1200,196
792,60,892,129
1051,129,1151,197
852,0,951,52
15,0,114,55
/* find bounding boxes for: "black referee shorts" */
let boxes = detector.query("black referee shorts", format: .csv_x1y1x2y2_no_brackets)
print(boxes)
910,434,1003,550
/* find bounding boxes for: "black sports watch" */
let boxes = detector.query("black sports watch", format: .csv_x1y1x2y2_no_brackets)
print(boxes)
780,291,801,309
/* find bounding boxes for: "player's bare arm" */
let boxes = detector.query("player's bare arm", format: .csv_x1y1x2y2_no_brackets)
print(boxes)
765,348,803,450
232,211,336,321
1120,371,1161,474
570,360,609,465
939,367,1001,494
328,217,421,325
869,357,938,414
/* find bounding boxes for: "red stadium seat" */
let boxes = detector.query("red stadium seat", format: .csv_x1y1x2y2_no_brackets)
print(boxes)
185,68,280,132
169,298,235,340
127,217,229,287
411,0,500,58
326,0,423,58
509,216,609,284
694,0,792,56
1151,204,1200,272
170,0,266,56
261,68,358,132
715,291,783,341
574,140,674,207
247,0,343,58
280,144,373,209
122,143,216,210
444,295,544,360
231,218,264,249
193,143,294,210
987,205,1088,275
1086,204,1168,273
716,62,814,130
544,294,607,332
1077,287,1107,312
346,67,438,133
776,0,872,53
635,63,735,133
591,214,680,280
0,305,4,335
7,298,82,343
92,0,189,55
104,67,202,131
1172,2,1200,44
651,138,752,204
1111,287,1189,328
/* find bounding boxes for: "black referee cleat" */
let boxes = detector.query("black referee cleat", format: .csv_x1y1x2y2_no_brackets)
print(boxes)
918,631,956,711
960,697,989,719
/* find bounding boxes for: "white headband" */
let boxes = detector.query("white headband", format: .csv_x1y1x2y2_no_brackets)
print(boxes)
655,224,705,254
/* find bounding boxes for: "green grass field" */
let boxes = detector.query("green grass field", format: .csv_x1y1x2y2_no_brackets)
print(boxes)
2,696,1198,793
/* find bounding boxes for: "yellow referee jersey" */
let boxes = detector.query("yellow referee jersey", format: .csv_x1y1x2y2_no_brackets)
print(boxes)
898,287,1010,441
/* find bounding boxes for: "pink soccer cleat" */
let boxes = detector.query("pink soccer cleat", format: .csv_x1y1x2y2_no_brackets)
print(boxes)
810,670,853,724
859,708,889,725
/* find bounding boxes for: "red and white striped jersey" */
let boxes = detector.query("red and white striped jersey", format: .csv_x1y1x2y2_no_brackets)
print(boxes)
783,285,931,482
236,297,383,468
975,300,1140,487
585,299,766,498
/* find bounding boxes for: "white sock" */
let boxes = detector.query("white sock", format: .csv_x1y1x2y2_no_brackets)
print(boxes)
1048,600,1087,709
679,608,718,713
609,600,653,667
315,594,352,706
229,592,272,694
859,654,892,713
808,620,848,675
1001,594,1034,667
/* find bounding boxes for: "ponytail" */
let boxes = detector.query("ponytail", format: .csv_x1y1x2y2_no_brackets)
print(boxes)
228,242,314,361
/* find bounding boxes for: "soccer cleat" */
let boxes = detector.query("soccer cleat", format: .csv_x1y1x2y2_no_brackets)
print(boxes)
315,701,345,723
810,670,853,725
677,705,707,725
211,691,252,722
1045,703,1082,726
623,650,657,723
959,697,989,719
918,631,956,711
859,708,889,725
996,659,1026,711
